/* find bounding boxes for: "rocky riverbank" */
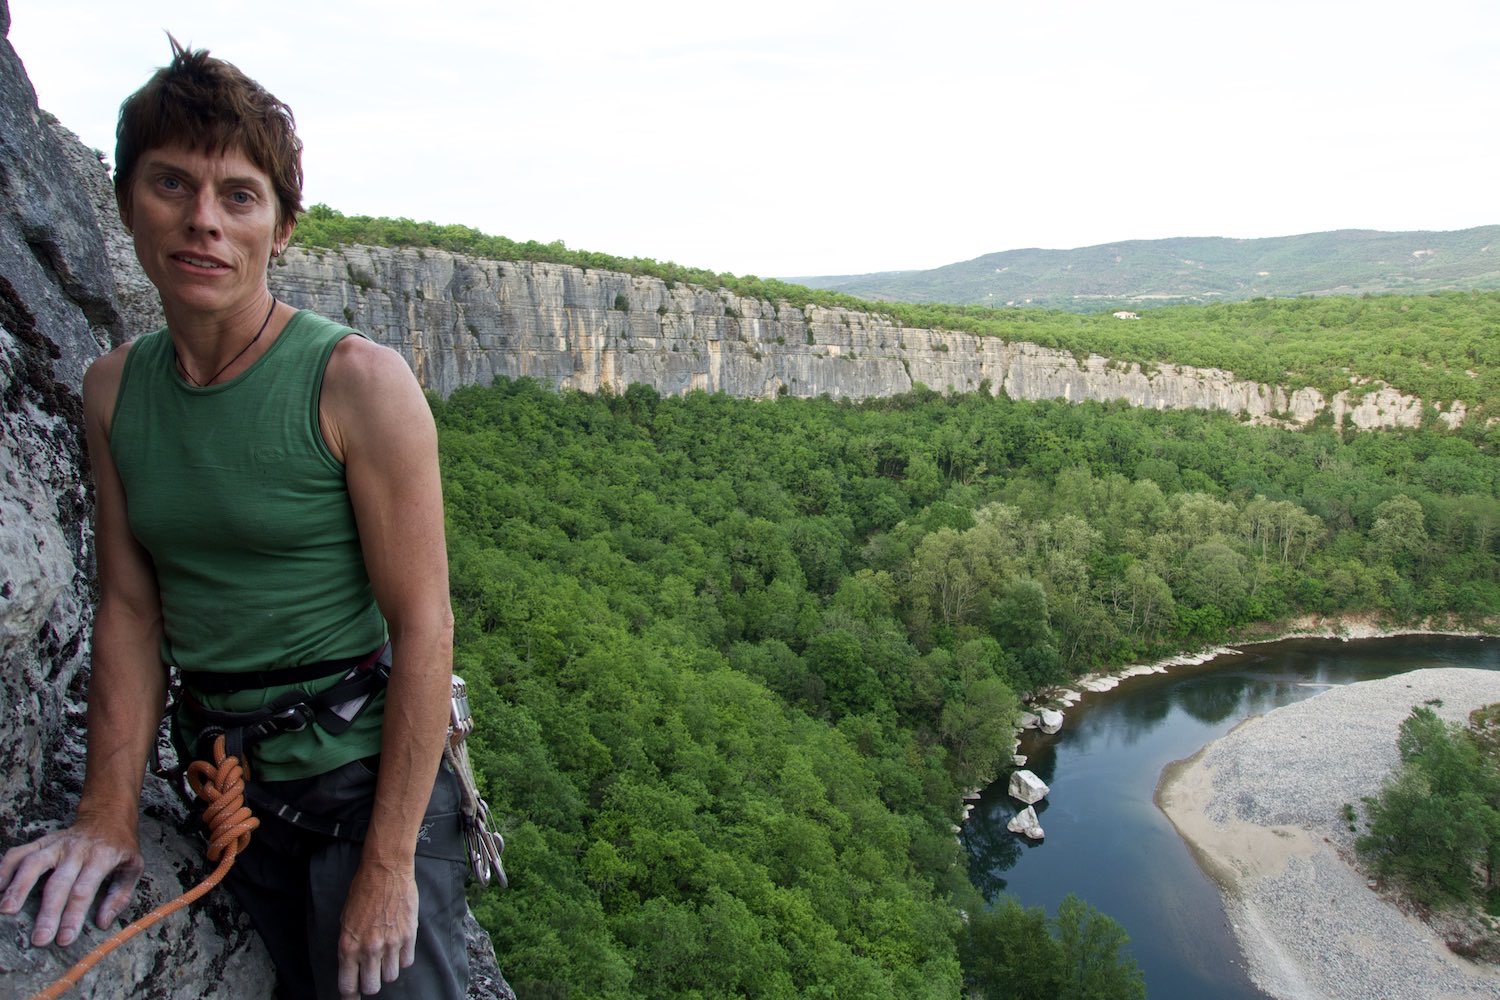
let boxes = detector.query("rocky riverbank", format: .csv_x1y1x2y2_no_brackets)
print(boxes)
1156,668,1500,1000
1021,614,1496,733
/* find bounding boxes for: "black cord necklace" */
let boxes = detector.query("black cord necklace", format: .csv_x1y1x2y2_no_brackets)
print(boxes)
175,297,278,387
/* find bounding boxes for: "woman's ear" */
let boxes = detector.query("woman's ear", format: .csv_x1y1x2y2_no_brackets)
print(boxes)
274,217,296,258
116,188,133,234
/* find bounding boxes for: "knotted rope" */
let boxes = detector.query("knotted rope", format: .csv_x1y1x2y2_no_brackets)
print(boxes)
29,736,258,1000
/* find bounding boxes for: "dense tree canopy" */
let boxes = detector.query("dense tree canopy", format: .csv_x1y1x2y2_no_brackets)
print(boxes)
959,895,1146,1000
1357,705,1500,912
437,377,1499,996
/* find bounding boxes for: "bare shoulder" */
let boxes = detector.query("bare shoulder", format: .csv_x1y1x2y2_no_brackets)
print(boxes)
321,334,433,462
83,342,135,438
324,335,423,401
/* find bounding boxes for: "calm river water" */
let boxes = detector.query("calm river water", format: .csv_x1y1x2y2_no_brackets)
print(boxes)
961,634,1500,1000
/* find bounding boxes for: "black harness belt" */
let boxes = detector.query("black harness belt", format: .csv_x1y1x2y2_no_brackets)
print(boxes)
180,645,384,695
178,643,391,773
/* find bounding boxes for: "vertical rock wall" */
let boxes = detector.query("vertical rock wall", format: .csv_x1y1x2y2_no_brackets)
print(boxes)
0,5,282,996
0,0,114,842
263,244,1459,429
0,12,512,998
70,109,1453,430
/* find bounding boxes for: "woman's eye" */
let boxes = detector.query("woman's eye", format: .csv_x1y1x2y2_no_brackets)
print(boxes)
159,176,181,191
230,191,253,205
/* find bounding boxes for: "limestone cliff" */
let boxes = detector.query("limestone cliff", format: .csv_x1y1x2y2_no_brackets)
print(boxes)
77,120,1451,429
0,10,510,998
261,244,1459,429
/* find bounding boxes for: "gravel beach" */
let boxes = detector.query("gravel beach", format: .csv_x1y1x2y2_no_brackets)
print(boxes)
1156,667,1500,1000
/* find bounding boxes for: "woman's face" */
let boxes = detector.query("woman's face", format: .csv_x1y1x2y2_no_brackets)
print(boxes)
123,143,293,323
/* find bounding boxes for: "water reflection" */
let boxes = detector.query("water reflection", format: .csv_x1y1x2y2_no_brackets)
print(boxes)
961,635,1498,1000
1173,673,1253,724
1019,742,1057,785
1113,680,1174,732
962,799,1024,897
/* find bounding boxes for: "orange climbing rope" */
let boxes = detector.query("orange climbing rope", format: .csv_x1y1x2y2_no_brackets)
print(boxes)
28,736,259,1000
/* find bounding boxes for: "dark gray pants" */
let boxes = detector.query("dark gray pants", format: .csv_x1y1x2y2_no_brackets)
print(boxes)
221,757,470,1000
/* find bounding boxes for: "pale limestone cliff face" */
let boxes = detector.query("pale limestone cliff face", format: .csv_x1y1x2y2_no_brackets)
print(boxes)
71,64,1456,433
78,142,1450,430
263,244,1457,430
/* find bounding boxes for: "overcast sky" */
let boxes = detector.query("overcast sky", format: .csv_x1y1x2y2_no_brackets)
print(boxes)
10,1,1499,277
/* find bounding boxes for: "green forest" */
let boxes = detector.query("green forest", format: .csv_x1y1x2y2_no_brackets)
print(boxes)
289,208,1500,993
1357,704,1500,918
796,227,1500,311
438,378,1500,997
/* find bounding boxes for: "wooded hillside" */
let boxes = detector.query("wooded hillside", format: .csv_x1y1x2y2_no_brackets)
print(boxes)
797,227,1500,311
444,380,1498,997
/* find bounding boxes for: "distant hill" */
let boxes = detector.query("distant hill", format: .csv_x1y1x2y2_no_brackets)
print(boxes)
792,227,1500,311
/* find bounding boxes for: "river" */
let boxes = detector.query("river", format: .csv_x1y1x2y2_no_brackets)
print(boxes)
960,634,1500,1000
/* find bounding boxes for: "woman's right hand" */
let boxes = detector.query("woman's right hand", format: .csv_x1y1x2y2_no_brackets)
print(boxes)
0,818,144,947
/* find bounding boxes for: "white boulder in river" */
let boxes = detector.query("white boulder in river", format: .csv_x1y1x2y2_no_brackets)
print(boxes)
1039,709,1064,734
1008,769,1050,804
1007,806,1045,840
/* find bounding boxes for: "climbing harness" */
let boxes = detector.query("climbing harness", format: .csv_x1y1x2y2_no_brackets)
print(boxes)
180,643,393,771
162,651,505,884
446,675,508,888
33,653,505,997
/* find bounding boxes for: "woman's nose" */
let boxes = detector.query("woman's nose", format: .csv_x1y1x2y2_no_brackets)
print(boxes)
186,190,222,236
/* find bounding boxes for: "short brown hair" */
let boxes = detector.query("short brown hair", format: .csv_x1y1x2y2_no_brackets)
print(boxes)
114,36,304,228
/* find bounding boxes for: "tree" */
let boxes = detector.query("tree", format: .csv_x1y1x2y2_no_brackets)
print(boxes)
1054,895,1147,1000
958,896,1062,998
939,672,1020,790
990,577,1062,692
909,527,995,632
958,894,1145,1000
1357,707,1500,907
1179,540,1249,613
806,628,884,717
1120,562,1175,644
1368,493,1429,571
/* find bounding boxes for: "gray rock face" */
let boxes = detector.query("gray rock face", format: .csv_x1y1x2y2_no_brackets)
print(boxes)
0,11,511,998
50,116,163,338
0,8,269,997
255,245,1452,429
0,0,114,843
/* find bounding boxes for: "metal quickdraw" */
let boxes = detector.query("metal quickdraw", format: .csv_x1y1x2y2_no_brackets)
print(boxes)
446,676,507,888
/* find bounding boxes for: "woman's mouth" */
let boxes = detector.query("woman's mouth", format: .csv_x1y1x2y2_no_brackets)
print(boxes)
173,253,228,269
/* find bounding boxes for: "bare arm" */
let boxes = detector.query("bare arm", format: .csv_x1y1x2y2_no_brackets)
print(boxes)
0,346,166,946
320,336,454,999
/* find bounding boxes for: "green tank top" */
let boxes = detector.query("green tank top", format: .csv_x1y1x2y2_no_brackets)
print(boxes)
111,310,387,779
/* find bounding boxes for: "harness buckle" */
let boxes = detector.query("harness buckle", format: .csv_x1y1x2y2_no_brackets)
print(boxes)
246,703,314,741
271,704,313,732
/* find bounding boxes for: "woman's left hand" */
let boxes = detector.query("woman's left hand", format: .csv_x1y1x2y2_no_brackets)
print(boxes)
336,857,419,999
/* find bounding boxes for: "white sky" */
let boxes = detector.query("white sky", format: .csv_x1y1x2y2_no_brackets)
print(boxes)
9,0,1499,278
